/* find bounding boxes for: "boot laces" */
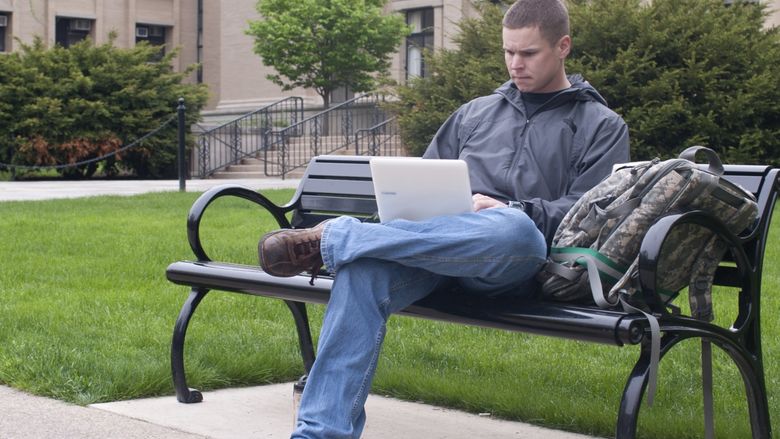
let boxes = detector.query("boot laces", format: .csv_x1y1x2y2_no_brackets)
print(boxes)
289,235,322,285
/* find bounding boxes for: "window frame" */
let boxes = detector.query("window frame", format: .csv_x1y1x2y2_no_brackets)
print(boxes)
405,8,435,79
55,17,94,48
0,12,9,52
135,24,169,61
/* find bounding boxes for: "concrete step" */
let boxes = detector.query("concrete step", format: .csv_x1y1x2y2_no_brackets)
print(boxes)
210,146,356,180
211,169,306,179
211,171,267,179
224,164,265,172
324,147,356,155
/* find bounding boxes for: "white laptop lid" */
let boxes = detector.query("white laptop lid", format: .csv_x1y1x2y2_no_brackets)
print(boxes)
369,157,473,223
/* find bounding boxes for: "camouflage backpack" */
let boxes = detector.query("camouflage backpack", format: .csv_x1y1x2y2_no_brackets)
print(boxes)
538,146,758,321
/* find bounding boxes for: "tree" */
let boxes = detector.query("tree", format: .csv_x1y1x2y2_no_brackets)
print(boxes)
246,0,409,109
0,36,208,178
390,1,509,156
394,0,780,165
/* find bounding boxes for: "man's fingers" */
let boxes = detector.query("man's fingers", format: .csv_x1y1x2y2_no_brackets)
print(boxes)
472,193,505,211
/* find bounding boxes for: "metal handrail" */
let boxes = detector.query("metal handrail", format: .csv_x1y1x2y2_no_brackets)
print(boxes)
354,117,403,156
195,96,304,177
263,93,391,178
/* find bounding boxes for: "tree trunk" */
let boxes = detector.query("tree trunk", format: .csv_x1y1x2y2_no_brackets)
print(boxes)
320,91,330,138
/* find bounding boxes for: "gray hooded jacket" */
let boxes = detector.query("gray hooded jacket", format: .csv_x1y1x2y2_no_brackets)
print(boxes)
423,75,630,244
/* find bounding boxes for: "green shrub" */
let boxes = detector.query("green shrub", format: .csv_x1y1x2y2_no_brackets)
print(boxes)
567,0,780,164
0,36,208,178
389,1,508,156
394,0,780,164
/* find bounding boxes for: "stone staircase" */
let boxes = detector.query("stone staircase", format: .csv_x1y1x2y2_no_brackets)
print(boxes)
210,157,309,179
209,157,282,179
209,143,355,179
196,94,406,180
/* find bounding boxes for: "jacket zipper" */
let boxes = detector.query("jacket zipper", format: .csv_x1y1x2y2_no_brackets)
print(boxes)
504,89,578,190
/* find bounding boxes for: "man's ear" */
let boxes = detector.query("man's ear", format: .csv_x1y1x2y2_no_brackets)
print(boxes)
558,35,572,59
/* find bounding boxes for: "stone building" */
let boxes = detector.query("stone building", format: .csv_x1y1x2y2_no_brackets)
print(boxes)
1,0,779,118
0,0,484,117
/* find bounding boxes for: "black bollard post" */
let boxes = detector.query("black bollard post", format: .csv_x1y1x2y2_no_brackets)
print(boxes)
177,98,186,192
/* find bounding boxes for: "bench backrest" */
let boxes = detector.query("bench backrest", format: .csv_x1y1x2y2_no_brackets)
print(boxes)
290,156,377,228
715,165,779,288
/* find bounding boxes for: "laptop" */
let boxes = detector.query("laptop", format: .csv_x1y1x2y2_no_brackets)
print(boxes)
369,157,473,222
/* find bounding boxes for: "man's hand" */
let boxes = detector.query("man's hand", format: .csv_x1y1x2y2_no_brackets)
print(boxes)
472,193,507,212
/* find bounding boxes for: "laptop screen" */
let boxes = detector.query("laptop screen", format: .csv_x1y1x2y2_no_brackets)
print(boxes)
369,157,473,222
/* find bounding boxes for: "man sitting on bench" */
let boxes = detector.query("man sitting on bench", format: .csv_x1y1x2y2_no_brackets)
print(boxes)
258,1,630,437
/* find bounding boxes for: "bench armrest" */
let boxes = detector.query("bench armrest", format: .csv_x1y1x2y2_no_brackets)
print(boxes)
637,210,751,314
187,184,294,261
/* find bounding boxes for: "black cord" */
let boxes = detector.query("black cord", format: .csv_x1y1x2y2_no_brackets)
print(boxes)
0,115,177,171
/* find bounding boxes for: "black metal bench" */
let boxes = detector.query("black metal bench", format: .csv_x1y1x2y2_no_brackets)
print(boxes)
166,155,777,438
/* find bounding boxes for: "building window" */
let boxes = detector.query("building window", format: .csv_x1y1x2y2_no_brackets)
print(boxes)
55,17,93,48
136,24,166,47
136,24,167,60
405,8,434,79
0,13,9,52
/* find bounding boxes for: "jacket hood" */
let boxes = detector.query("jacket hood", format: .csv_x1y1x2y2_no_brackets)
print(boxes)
495,73,609,110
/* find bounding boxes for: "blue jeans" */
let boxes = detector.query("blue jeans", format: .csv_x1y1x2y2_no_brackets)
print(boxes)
291,207,547,439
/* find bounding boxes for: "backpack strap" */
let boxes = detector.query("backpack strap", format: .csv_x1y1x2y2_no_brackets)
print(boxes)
687,235,727,321
679,146,724,176
619,296,661,407
702,339,715,439
579,197,642,233
542,260,583,281
549,248,625,308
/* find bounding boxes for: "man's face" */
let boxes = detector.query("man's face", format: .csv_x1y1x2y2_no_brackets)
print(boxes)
502,26,571,93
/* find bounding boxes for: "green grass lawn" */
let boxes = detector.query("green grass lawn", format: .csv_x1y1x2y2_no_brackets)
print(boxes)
0,190,777,438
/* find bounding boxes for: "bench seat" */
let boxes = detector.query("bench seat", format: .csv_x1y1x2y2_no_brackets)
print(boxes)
167,260,647,346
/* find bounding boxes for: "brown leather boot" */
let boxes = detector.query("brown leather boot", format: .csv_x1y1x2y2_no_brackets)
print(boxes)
258,221,329,281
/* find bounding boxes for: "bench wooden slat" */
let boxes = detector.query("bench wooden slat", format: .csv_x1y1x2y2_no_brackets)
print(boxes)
720,165,770,195
300,195,377,215
305,160,373,179
724,174,762,194
300,178,375,196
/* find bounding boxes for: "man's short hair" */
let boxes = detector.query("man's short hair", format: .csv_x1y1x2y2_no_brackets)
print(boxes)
502,0,570,45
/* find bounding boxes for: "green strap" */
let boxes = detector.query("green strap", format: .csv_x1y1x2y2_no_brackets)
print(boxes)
550,248,626,308
550,247,627,278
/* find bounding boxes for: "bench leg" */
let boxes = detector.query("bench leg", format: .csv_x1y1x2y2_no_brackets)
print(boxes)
616,335,656,439
723,339,772,439
617,328,772,439
284,300,316,373
617,331,683,438
171,287,209,403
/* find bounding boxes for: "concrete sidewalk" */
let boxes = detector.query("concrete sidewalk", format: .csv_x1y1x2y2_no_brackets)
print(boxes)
0,178,302,202
1,383,596,439
0,178,601,438
92,383,596,439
